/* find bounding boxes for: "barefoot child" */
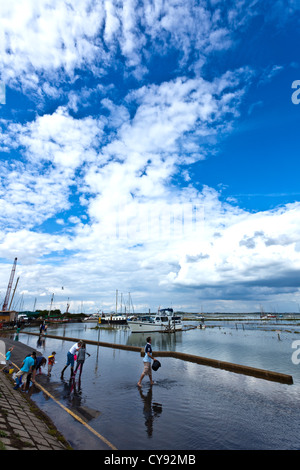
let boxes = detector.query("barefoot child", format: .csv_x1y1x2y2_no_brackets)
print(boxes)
3,347,14,373
47,352,56,376
74,342,90,378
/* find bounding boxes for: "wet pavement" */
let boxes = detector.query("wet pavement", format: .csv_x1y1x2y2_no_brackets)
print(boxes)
0,336,70,450
3,322,300,451
0,335,117,451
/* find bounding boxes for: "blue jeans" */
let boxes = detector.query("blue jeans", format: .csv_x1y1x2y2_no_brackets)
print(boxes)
66,352,75,367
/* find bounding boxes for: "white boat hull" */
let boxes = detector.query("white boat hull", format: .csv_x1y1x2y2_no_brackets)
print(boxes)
128,321,182,333
83,315,127,324
128,309,182,333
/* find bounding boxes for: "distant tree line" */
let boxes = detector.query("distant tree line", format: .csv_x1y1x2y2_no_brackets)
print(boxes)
34,310,86,319
36,309,62,316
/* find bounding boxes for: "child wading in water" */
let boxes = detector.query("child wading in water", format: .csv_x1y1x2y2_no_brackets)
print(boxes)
74,342,90,378
2,347,14,373
47,352,56,377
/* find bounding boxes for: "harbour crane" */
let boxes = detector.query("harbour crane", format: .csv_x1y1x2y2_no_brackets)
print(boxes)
8,276,19,311
2,257,17,312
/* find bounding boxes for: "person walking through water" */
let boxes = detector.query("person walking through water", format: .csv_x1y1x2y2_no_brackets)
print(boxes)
61,341,83,379
137,337,155,387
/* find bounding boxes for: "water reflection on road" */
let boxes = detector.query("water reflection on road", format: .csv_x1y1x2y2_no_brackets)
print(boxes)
18,321,300,450
138,386,163,438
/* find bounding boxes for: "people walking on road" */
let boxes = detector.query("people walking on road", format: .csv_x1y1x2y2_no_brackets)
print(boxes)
137,337,155,387
61,341,83,379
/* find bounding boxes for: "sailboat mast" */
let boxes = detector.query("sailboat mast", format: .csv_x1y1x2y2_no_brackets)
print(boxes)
48,293,54,317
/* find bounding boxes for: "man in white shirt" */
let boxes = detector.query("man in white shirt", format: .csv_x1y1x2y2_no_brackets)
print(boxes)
61,340,83,379
137,337,155,387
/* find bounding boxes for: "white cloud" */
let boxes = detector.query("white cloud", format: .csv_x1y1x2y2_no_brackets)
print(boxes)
16,107,103,168
3,191,300,313
0,0,106,87
0,0,261,95
0,107,105,230
81,70,250,240
0,229,72,264
0,63,260,312
0,162,71,230
166,201,300,301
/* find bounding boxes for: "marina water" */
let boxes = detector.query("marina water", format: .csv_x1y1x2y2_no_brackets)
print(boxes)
17,315,300,450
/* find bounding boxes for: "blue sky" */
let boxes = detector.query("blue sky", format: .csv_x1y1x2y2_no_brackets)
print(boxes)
0,0,300,314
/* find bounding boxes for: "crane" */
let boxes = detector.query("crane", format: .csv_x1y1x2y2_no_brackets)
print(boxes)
8,276,19,311
2,257,17,312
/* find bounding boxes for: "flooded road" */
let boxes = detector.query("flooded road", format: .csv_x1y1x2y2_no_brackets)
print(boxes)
10,320,300,450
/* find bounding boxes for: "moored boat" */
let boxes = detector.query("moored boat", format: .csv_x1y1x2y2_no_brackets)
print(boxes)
83,313,128,324
261,314,277,320
83,313,100,322
100,314,128,325
128,308,182,333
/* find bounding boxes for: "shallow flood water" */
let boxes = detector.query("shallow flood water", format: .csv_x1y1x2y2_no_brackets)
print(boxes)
18,318,300,450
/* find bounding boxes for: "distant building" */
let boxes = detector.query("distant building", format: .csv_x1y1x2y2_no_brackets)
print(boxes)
0,311,17,322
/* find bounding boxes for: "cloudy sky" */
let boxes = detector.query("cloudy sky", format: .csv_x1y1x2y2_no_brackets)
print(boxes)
1,0,300,314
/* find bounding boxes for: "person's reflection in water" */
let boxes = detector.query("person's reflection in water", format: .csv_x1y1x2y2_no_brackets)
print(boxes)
36,335,46,349
138,387,162,437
